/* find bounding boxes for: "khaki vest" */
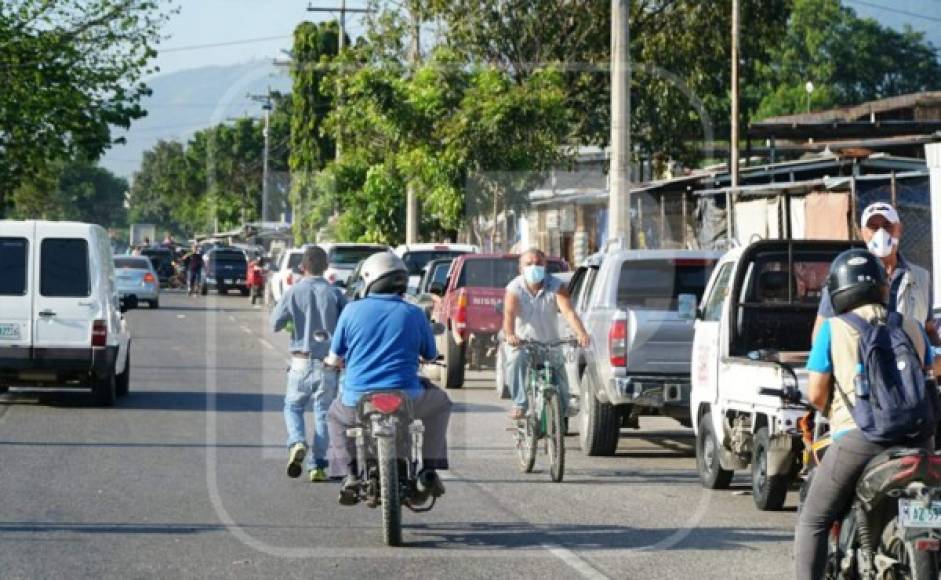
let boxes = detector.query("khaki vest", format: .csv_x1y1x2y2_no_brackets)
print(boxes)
827,304,927,433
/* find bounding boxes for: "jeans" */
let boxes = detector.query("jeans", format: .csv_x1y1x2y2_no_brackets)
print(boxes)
794,430,932,580
284,359,338,469
326,383,451,478
506,346,570,414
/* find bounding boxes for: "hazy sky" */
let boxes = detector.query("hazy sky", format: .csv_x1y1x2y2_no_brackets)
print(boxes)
155,0,940,76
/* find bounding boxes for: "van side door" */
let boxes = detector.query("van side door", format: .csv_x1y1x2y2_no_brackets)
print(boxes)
0,222,35,350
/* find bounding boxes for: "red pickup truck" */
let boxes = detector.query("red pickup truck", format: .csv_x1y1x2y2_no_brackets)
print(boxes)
429,253,568,388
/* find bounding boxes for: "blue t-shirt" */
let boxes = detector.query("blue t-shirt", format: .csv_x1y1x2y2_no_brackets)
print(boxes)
330,294,437,406
807,318,934,374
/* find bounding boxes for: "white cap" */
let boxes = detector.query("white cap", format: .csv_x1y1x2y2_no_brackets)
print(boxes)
860,202,899,229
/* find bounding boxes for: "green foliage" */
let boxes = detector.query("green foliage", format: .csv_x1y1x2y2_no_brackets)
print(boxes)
755,0,941,118
9,161,128,227
0,0,171,213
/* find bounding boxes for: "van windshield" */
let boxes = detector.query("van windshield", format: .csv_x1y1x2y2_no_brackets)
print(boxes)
0,238,28,295
329,246,386,266
114,258,150,270
41,238,90,297
617,259,714,310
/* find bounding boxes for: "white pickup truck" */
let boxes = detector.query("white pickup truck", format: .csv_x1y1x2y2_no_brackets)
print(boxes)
690,239,862,510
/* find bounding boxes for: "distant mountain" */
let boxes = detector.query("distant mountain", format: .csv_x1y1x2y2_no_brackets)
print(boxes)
101,61,291,178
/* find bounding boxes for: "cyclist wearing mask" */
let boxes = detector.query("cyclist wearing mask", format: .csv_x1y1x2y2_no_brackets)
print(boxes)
325,252,450,504
813,202,933,339
796,249,939,580
502,248,590,420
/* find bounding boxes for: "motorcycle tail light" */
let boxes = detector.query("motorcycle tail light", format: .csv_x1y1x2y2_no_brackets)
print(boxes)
370,393,403,414
915,539,940,552
892,455,922,482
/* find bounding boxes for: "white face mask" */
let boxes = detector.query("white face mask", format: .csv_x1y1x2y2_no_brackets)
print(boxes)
867,227,898,258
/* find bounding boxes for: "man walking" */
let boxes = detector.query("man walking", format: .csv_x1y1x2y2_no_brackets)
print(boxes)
270,246,346,482
183,245,204,297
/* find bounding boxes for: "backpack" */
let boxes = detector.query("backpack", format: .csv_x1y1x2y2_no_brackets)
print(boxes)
834,312,936,445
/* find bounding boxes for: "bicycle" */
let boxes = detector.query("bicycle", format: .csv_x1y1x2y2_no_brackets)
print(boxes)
512,338,577,483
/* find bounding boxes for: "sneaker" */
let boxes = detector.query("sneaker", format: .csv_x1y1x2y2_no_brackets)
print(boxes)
338,475,360,506
286,443,307,478
309,467,328,482
418,469,446,498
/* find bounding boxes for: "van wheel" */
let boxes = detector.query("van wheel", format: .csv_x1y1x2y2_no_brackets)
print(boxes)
443,331,465,389
92,371,116,407
752,427,789,511
579,384,620,456
495,346,509,399
116,349,130,397
697,411,733,489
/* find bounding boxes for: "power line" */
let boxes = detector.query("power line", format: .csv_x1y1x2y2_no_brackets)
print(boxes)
843,0,941,24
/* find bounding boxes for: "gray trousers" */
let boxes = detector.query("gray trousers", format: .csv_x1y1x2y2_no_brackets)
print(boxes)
326,385,451,478
795,430,930,580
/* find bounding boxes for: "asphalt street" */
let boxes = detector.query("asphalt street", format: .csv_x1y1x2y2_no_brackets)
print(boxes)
1,292,796,579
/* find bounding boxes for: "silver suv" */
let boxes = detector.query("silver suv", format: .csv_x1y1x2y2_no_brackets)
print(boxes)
562,247,722,456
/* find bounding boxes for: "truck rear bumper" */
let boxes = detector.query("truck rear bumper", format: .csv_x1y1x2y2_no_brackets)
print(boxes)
610,375,691,410
0,347,117,383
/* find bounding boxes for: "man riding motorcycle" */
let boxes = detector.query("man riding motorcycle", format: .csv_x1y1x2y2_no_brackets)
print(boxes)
796,249,939,580
325,251,451,505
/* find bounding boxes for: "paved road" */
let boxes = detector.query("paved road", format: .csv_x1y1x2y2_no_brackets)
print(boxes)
1,293,796,579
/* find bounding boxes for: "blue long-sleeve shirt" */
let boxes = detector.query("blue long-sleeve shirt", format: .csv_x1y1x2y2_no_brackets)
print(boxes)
270,276,346,358
330,294,437,406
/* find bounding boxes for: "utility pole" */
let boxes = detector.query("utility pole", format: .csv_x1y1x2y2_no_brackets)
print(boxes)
404,1,421,245
250,89,274,223
307,1,372,160
730,0,740,194
609,0,631,247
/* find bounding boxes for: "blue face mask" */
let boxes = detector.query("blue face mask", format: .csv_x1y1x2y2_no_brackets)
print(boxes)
523,264,546,285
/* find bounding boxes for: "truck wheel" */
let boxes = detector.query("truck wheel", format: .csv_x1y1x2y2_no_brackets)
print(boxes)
116,348,131,398
752,427,789,511
92,371,116,407
697,411,733,489
443,331,465,389
579,386,620,457
494,346,509,399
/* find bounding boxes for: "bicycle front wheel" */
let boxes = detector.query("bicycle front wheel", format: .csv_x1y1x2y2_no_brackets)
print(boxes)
546,392,565,482
516,403,538,474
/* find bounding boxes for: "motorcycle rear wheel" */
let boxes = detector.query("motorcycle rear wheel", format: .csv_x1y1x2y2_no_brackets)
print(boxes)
546,393,565,483
378,438,402,547
881,517,939,580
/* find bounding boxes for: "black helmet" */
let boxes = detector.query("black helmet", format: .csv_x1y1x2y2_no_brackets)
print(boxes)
826,249,887,315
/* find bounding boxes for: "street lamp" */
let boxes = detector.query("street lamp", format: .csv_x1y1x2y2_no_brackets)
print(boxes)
805,81,814,113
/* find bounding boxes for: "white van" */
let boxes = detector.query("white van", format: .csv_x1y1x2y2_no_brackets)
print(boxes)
0,220,131,406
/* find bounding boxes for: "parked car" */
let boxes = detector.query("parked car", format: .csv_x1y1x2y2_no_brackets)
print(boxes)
318,243,390,286
691,239,861,510
201,247,249,295
0,220,131,406
534,248,722,457
267,248,305,305
114,256,160,309
430,253,568,389
394,243,478,295
137,246,176,288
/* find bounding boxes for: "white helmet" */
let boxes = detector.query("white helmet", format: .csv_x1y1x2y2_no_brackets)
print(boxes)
360,251,408,296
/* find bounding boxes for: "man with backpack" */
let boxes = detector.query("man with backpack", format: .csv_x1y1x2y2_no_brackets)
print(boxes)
796,249,940,580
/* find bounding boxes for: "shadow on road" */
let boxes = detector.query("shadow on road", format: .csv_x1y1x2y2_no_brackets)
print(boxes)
0,521,306,534
0,390,282,412
405,521,791,551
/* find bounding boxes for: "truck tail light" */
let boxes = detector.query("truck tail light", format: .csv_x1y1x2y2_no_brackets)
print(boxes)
609,318,628,367
92,320,107,348
455,291,468,324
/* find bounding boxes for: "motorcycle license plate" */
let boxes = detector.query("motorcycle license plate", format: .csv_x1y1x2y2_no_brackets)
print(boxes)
899,499,941,529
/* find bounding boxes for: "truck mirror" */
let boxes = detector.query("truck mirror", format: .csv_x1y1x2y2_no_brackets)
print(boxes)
429,282,445,296
677,293,697,320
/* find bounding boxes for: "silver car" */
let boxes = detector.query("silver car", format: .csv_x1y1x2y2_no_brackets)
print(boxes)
114,256,160,309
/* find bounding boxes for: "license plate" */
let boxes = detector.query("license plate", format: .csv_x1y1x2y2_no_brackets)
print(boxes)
899,499,941,528
0,323,20,340
224,279,233,284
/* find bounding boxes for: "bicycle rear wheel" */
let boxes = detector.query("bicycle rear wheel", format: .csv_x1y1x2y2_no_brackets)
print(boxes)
546,392,565,482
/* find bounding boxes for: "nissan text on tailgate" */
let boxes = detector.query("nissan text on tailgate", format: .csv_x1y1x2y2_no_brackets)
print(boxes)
432,254,566,389
564,249,721,456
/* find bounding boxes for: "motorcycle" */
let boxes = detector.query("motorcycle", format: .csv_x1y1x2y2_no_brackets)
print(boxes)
314,329,446,547
762,384,941,579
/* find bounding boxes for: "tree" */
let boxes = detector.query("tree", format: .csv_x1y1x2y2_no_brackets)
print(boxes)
9,161,128,228
755,0,941,118
0,0,170,213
